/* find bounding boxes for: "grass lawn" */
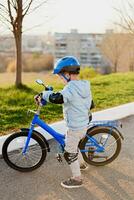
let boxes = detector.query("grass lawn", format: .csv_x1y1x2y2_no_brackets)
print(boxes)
0,72,134,135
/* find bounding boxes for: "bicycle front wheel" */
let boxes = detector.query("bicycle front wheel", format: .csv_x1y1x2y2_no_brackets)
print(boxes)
2,131,47,172
80,127,122,166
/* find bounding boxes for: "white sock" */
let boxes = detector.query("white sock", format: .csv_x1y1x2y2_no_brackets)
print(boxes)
69,160,81,178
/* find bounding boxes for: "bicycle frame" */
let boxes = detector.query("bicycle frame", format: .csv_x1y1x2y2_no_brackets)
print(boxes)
22,109,121,155
22,113,65,154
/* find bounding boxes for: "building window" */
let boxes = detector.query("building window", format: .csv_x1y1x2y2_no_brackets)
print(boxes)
60,43,67,47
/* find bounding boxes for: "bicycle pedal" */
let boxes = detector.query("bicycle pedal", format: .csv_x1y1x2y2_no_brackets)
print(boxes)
56,154,63,163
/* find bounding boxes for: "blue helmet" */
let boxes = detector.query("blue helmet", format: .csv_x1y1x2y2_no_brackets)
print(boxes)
53,56,80,74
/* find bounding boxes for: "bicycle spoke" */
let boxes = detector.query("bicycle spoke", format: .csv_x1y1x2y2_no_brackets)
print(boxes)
105,138,119,150
86,133,118,162
6,136,43,168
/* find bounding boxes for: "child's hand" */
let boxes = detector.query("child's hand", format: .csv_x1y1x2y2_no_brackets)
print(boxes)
34,94,41,105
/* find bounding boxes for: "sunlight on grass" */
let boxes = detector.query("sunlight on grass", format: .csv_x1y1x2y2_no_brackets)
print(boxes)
0,72,134,135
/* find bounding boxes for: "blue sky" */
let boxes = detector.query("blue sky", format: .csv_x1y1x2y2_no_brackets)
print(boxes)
0,0,132,35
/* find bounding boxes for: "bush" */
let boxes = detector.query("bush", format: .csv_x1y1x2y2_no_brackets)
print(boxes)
23,53,54,72
6,60,16,72
0,55,8,72
6,53,54,72
79,67,99,79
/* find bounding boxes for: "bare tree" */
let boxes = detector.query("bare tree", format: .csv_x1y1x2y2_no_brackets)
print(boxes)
101,32,129,72
127,34,134,71
115,0,134,34
0,0,48,87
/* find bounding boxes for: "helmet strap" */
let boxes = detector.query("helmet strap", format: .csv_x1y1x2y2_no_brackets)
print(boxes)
61,73,70,82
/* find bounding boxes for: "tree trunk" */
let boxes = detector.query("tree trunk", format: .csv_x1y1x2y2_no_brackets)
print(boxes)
129,63,134,71
14,0,23,87
114,61,118,72
15,33,22,86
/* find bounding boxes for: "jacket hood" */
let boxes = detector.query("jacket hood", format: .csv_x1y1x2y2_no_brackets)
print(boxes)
69,80,90,98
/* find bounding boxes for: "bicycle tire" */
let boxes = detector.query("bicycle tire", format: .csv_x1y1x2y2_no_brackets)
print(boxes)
80,127,122,166
2,131,47,172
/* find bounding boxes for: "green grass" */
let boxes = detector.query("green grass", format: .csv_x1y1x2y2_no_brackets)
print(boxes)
0,84,63,135
91,72,134,110
0,72,134,135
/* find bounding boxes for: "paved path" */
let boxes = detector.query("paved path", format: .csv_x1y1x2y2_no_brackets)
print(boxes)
0,115,134,200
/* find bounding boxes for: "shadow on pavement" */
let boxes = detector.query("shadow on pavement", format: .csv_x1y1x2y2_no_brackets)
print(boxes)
0,115,134,200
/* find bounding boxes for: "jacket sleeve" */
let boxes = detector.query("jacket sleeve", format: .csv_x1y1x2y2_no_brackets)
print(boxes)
60,84,73,103
48,84,73,104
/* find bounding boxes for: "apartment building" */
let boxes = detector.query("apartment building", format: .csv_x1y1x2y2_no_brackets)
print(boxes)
0,35,15,53
0,30,109,69
54,29,106,67
22,34,54,54
0,34,53,54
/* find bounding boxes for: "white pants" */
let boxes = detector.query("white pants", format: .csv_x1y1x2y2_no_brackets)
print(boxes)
64,128,87,178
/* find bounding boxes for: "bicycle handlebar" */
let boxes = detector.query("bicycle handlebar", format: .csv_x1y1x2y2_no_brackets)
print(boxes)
27,104,42,115
28,80,53,115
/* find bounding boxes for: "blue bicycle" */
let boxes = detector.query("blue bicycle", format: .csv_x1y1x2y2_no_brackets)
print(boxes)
2,80,124,172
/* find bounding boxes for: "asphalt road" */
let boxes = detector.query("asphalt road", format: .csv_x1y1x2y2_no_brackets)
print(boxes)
0,115,134,200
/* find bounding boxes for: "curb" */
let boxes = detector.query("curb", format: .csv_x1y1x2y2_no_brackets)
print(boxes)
0,102,134,155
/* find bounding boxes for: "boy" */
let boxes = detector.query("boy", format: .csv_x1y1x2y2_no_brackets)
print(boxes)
36,56,93,189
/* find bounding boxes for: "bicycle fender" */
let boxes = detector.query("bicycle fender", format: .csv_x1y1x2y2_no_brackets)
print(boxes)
88,126,124,141
88,125,124,140
20,128,50,152
96,126,124,141
112,127,124,140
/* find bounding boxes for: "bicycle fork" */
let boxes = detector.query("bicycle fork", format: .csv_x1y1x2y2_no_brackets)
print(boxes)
22,110,40,155
22,124,35,155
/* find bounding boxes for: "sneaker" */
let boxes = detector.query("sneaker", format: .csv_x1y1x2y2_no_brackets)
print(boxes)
80,164,88,171
61,178,83,189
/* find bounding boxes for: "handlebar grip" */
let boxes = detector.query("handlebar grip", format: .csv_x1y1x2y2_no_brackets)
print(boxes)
41,99,47,105
45,86,53,91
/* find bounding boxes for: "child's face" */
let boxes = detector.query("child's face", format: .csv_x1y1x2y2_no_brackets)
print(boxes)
58,73,70,85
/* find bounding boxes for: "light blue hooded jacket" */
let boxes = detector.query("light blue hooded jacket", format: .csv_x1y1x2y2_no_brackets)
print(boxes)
60,80,92,130
43,80,92,130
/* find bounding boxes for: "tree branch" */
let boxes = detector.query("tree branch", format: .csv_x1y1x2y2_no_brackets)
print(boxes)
0,3,9,13
0,5,10,16
115,22,134,34
23,22,45,33
22,0,33,17
114,1,134,34
26,0,49,15
0,17,13,32
10,0,17,11
7,0,15,26
126,0,134,11
0,12,11,24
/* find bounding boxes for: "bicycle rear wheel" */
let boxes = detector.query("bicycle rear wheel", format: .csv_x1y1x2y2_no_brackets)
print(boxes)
80,127,121,166
2,131,47,172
